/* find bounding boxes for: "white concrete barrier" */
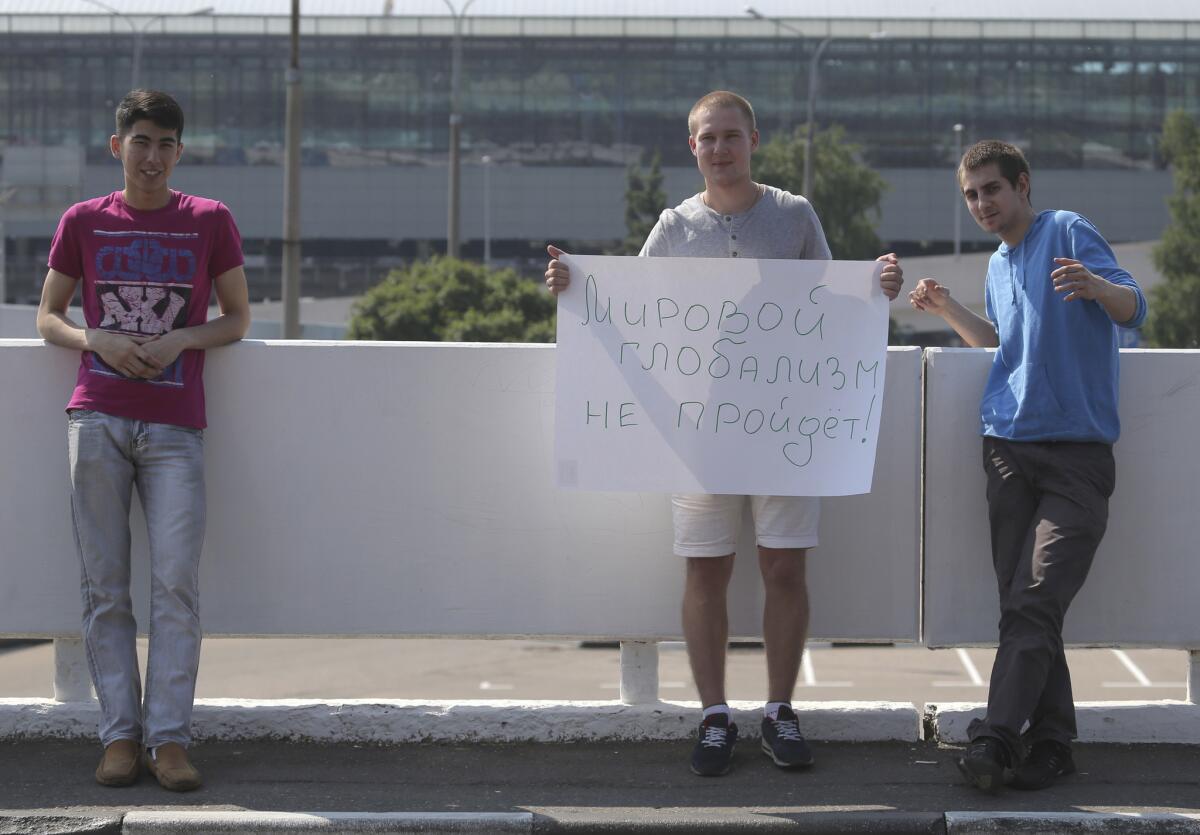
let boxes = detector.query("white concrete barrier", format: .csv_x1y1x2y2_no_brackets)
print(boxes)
0,340,920,642
0,338,922,740
9,340,1198,743
922,347,1200,742
923,348,1200,648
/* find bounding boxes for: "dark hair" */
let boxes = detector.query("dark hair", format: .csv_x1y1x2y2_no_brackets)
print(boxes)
115,90,185,140
959,139,1031,200
688,90,756,137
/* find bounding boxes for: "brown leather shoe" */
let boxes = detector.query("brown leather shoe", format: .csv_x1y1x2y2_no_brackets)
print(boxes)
95,739,141,786
145,742,203,792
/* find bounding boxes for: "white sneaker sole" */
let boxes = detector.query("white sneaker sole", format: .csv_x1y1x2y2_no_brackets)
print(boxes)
760,738,814,769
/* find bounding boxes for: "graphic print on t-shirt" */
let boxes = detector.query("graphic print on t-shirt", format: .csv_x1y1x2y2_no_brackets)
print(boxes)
90,230,197,387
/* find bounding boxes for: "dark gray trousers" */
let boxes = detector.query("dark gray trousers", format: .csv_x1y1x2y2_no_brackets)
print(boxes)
968,437,1116,764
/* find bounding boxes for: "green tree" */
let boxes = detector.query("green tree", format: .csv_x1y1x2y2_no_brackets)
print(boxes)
1144,110,1200,348
753,124,887,260
347,256,556,343
617,151,666,255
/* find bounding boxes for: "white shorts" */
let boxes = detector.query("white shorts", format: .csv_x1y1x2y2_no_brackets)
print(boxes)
670,493,820,557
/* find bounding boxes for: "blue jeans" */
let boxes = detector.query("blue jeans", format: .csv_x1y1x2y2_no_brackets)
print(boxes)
67,409,205,749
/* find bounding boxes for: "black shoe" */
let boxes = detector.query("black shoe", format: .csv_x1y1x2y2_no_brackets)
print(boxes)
956,736,1009,793
1010,740,1075,790
760,704,814,769
690,712,737,776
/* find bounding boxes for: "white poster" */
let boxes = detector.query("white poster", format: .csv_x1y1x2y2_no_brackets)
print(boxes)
554,255,889,496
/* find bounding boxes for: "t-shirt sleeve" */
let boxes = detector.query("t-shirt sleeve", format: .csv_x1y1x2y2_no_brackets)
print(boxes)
638,212,672,257
799,201,832,260
208,202,245,278
1068,218,1146,328
47,205,84,281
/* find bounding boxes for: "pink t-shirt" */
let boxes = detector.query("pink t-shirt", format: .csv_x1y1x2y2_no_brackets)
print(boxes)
48,190,244,429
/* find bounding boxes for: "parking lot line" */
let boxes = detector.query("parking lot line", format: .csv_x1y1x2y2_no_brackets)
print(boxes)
932,648,988,688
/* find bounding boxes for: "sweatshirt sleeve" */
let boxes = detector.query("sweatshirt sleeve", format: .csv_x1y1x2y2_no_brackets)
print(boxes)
1068,218,1147,329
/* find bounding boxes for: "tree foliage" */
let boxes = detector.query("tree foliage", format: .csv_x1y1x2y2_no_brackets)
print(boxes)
617,151,666,255
753,124,887,260
1144,110,1200,348
347,256,556,343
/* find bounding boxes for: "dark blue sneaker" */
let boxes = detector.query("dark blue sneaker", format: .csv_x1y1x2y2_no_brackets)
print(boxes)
1011,740,1075,790
690,712,737,776
956,736,1010,793
760,704,814,768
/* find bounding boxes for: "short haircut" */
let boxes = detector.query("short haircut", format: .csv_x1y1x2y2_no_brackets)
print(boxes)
115,89,185,140
958,140,1030,193
688,91,756,137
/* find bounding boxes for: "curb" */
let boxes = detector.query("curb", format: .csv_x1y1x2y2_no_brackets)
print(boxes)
0,813,122,835
944,812,1200,833
534,810,947,832
12,697,1200,746
0,699,921,743
928,701,1200,744
122,812,532,834
10,811,1200,835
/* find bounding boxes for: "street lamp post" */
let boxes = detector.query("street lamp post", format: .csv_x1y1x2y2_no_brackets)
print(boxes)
802,35,834,201
745,7,885,200
443,0,476,260
953,123,964,259
481,155,492,270
81,0,213,90
281,0,302,339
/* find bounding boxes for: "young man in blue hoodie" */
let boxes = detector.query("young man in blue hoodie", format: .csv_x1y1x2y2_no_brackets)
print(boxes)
909,140,1146,792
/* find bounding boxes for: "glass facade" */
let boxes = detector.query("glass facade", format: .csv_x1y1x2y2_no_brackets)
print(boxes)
2,20,1197,171
0,15,1194,303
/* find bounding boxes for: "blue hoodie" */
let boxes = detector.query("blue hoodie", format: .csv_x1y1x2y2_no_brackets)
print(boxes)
981,210,1146,444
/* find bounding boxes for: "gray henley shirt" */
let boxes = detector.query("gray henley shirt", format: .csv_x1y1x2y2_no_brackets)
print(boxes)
639,185,831,261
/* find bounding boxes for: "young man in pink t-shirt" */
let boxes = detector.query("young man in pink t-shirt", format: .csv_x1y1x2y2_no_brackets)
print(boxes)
36,90,250,791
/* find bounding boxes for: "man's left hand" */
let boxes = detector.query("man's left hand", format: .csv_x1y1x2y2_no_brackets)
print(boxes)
1052,257,1107,302
136,330,189,377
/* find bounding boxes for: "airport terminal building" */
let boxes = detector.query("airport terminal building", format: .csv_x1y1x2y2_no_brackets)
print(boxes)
0,0,1196,300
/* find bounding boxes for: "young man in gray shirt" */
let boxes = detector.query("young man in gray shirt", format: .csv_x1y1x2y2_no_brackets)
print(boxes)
546,91,903,776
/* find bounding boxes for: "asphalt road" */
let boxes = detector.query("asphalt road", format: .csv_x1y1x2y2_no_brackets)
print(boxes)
3,738,1199,819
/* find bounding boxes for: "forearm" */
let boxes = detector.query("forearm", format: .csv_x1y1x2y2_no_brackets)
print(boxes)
36,269,98,352
173,307,250,351
1097,281,1139,326
937,298,999,348
36,308,91,352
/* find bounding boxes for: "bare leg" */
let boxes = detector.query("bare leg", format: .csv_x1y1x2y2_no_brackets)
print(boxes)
759,547,809,704
682,554,735,707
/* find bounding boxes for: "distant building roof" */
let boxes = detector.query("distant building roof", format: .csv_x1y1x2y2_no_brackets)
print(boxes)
0,0,1195,20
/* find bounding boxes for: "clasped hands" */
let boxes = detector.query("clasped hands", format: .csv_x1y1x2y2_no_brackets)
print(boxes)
90,329,186,380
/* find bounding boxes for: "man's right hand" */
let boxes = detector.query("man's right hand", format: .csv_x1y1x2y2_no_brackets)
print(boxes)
908,277,999,348
908,278,951,316
545,244,571,296
87,330,165,379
